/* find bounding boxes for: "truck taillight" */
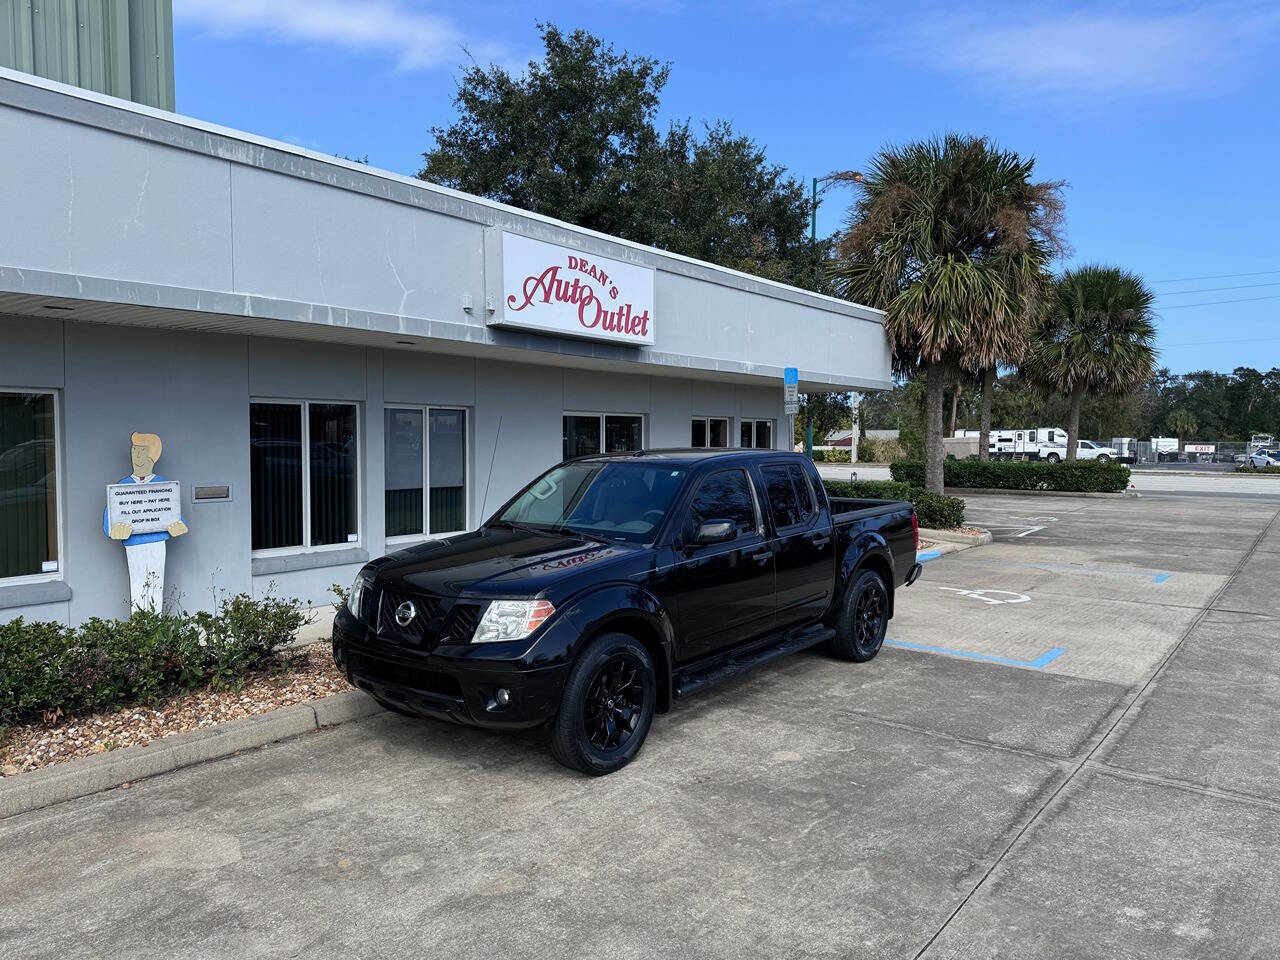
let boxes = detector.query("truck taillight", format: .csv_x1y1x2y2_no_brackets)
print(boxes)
912,511,919,550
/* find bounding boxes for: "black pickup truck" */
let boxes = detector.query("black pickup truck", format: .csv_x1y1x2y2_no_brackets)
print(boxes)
333,450,921,775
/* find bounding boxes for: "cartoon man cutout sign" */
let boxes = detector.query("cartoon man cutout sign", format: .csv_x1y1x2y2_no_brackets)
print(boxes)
104,432,187,611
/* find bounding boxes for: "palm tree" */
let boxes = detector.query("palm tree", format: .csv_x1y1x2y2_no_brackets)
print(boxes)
1025,266,1158,461
829,135,1065,490
1165,408,1198,442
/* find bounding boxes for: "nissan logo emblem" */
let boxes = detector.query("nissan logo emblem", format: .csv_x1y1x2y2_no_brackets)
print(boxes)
394,601,417,628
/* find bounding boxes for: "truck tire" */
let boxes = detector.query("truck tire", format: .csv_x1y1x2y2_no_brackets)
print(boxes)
550,632,656,776
829,569,889,662
1097,454,1111,464
1045,452,1061,464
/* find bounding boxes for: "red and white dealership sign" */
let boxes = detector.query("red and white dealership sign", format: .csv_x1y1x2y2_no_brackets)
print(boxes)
496,232,655,345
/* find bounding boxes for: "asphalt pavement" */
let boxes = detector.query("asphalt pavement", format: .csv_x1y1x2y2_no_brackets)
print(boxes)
1,479,1277,959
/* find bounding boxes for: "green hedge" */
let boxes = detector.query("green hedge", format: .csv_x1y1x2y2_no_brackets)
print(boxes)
823,478,966,530
812,448,852,463
1236,464,1280,474
0,592,309,725
890,459,1131,493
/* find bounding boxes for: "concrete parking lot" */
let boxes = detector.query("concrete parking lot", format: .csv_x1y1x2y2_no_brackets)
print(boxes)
2,482,1278,959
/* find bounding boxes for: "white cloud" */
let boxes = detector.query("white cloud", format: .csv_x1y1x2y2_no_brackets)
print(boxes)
903,2,1280,100
174,0,493,71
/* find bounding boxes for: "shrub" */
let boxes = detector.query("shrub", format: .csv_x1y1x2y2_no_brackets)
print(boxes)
824,478,913,501
897,425,925,460
823,479,965,530
890,459,1131,493
1236,464,1280,474
912,490,966,529
857,435,905,463
0,591,310,725
812,447,851,463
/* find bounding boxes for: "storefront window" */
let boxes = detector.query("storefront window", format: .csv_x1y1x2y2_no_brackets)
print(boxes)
250,401,358,552
691,417,729,448
385,407,468,538
0,392,58,579
740,419,774,449
563,413,644,460
430,409,467,533
384,408,424,537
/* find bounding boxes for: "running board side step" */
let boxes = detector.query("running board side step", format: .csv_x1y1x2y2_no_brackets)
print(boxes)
673,625,836,699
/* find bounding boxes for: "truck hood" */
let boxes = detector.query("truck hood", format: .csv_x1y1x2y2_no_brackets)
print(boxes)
372,527,639,598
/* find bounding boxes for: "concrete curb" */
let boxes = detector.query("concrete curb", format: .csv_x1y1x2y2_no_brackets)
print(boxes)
0,690,384,821
920,526,993,546
944,487,1140,499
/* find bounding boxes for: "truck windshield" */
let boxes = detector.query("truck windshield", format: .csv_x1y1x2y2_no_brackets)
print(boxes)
494,461,687,543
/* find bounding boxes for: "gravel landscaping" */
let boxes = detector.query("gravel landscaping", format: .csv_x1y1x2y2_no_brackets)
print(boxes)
0,643,346,776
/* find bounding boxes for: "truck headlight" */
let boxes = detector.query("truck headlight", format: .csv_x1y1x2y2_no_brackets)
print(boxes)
347,571,373,625
473,599,555,643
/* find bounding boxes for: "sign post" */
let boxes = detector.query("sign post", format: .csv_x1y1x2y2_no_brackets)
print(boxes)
784,367,799,453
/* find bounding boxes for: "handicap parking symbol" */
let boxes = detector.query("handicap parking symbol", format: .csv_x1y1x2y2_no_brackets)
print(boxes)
939,587,1032,605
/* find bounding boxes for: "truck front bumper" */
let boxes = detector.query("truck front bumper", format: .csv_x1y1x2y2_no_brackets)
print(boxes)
331,607,569,730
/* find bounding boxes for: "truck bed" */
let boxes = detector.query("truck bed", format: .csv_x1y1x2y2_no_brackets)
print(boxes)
827,496,912,523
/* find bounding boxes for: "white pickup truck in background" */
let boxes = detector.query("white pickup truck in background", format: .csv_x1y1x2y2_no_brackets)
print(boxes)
1074,440,1120,463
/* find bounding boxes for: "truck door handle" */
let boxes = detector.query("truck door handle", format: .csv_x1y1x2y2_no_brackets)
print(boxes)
751,549,773,564
811,534,831,548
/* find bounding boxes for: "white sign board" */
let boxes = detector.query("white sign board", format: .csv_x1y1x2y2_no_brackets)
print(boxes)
107,481,181,533
496,232,655,345
1184,443,1215,454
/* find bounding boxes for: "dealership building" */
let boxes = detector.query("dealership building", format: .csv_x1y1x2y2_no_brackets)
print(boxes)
0,66,891,626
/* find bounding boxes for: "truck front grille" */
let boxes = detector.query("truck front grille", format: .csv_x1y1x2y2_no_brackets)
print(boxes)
446,603,482,643
376,589,444,644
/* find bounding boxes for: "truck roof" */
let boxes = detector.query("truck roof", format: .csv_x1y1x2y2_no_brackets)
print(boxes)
570,448,807,465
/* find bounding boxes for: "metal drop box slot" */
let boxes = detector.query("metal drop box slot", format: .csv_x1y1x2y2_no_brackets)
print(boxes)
192,484,232,503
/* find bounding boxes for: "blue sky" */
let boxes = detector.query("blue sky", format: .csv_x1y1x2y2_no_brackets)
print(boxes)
172,0,1280,375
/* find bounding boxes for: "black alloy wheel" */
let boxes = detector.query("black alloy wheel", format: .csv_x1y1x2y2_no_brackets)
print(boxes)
551,632,656,775
830,569,890,662
584,655,646,752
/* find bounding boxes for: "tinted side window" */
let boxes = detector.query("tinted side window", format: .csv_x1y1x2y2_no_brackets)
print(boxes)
688,469,757,538
761,464,801,528
786,463,815,524
804,465,827,514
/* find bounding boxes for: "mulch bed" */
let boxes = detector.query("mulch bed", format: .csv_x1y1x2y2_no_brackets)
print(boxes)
1,644,348,777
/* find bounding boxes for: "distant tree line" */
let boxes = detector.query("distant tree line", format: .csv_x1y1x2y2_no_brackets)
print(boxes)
860,366,1280,445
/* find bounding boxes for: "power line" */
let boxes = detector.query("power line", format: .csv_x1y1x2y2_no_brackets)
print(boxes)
1157,294,1280,310
1150,269,1280,284
1160,335,1280,347
1156,280,1280,296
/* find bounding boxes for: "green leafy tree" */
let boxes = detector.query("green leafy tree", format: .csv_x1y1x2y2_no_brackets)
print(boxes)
420,24,826,289
796,392,852,446
829,135,1065,491
420,24,666,238
1025,266,1158,460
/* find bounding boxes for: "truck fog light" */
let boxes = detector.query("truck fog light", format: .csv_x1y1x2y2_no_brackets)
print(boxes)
495,687,511,707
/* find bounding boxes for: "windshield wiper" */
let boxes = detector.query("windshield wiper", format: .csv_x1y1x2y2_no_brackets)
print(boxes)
487,518,546,537
546,524,612,545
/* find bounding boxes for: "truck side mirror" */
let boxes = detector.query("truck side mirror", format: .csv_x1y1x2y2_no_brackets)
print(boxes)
692,519,736,546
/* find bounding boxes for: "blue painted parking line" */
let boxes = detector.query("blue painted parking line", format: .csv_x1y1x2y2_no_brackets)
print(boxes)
997,559,1172,584
917,548,942,563
885,638,1066,670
